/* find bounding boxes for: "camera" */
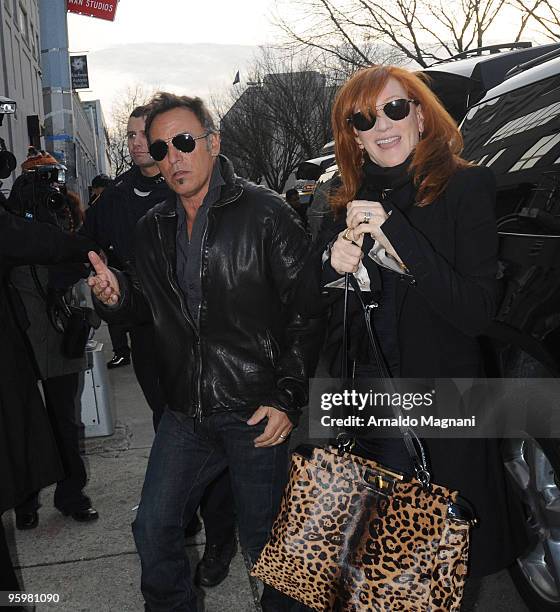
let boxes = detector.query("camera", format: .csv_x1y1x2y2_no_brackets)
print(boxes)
7,163,69,226
0,96,17,180
0,97,71,230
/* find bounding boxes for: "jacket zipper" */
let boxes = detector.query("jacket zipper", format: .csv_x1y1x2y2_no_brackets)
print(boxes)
195,221,210,423
264,331,276,367
152,176,244,422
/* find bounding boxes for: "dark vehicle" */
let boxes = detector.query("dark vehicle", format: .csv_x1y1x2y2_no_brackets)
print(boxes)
424,42,560,122
296,142,336,182
462,52,560,612
304,44,560,611
294,142,337,207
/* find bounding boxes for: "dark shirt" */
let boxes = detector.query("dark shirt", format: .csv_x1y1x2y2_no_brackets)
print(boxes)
175,162,225,326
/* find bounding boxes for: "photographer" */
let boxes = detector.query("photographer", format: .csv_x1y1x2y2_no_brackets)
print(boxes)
7,153,99,528
0,151,99,592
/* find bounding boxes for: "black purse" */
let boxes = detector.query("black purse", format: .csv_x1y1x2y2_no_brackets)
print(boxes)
60,304,98,359
31,265,100,359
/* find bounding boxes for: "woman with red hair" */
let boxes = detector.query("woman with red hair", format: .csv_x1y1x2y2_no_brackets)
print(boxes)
296,65,525,600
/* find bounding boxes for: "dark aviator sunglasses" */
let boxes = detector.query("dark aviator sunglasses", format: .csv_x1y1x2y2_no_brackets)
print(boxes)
148,132,211,161
347,98,417,132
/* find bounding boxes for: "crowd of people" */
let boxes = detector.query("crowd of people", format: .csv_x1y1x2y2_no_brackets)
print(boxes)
0,64,525,612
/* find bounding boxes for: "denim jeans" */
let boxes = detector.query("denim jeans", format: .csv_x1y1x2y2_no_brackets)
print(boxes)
132,409,290,612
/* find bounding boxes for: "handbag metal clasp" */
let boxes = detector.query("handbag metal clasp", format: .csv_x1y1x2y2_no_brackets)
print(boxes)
363,469,397,493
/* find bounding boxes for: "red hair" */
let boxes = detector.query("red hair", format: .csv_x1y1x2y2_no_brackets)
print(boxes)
330,65,469,212
65,191,84,231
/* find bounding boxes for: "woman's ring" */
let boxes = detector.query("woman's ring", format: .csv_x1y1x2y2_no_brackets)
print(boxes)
279,433,287,439
363,211,372,223
342,227,359,247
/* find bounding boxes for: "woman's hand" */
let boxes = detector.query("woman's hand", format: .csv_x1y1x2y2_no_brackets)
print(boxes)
347,200,388,237
330,229,364,274
346,200,400,261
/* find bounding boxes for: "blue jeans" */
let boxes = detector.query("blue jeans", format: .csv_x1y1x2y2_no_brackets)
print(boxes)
132,409,290,612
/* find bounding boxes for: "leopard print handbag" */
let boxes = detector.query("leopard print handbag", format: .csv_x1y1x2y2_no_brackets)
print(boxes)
252,275,475,610
251,444,473,612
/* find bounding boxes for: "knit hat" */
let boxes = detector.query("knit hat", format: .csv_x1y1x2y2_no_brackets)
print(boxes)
21,148,59,171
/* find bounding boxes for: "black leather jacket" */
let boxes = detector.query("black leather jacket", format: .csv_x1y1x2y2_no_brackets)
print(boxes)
103,156,320,421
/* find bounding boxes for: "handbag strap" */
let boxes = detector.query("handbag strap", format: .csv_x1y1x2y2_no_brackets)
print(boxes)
342,272,430,486
29,265,72,334
341,273,350,379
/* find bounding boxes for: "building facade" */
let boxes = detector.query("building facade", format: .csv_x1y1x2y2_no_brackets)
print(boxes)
0,0,43,196
81,99,111,177
0,0,107,204
39,0,100,204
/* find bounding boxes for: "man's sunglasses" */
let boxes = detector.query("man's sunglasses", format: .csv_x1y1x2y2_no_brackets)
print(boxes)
347,99,417,132
148,132,211,161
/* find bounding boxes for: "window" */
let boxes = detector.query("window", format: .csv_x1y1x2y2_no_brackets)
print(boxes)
462,74,560,179
17,2,28,41
509,133,560,172
485,102,560,146
486,149,506,167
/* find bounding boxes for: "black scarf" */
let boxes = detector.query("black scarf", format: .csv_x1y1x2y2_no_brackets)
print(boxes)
357,156,414,204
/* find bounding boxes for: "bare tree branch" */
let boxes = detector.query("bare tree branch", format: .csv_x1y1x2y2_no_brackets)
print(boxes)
107,84,155,177
512,0,559,41
274,0,535,68
216,49,338,193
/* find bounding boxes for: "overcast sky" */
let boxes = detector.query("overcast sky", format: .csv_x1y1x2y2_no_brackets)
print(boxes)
68,0,280,49
67,0,283,124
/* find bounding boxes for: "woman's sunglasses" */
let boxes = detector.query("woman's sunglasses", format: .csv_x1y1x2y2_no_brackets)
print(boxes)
148,132,210,161
347,99,417,132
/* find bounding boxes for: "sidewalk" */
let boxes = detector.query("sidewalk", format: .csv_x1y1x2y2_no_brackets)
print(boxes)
5,324,258,612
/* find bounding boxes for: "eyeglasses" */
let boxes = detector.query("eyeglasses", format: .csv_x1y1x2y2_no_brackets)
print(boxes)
148,132,211,161
346,99,417,132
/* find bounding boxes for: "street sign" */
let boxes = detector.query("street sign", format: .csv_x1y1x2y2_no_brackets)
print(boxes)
70,55,89,89
67,0,119,22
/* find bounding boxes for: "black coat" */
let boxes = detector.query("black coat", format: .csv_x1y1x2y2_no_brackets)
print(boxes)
296,165,525,578
0,210,97,513
97,156,322,423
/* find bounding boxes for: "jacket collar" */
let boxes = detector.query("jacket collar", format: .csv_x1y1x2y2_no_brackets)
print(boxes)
154,155,243,217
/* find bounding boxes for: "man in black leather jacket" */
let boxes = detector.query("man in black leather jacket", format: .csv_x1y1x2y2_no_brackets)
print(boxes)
82,106,236,587
89,92,318,611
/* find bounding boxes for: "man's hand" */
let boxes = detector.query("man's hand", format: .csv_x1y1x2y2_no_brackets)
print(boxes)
87,251,121,306
248,406,293,447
